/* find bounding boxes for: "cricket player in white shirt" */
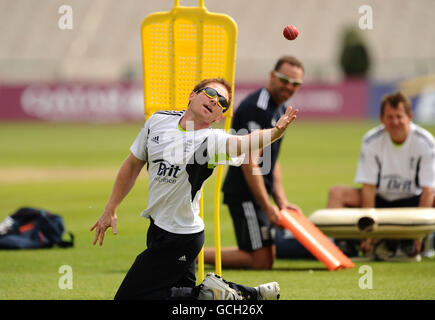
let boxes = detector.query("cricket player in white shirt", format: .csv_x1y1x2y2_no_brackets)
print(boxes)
91,77,298,300
327,91,435,258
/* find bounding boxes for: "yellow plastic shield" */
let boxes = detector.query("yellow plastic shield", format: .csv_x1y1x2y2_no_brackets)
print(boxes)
141,0,238,283
141,0,237,119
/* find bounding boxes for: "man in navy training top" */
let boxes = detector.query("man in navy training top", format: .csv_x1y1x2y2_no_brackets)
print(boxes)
204,56,305,269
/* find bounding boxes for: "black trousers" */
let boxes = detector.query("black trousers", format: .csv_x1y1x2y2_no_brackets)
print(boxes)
114,220,204,300
375,195,420,207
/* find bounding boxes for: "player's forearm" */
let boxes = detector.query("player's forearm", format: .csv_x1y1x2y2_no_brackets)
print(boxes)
245,127,284,151
361,184,376,208
227,127,283,157
105,154,145,213
419,187,434,207
226,106,297,157
241,162,272,211
271,162,287,208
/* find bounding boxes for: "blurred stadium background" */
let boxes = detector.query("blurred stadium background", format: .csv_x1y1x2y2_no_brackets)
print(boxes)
2,0,435,300
1,0,435,123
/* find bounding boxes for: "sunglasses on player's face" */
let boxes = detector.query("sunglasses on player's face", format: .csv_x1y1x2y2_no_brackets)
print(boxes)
273,71,303,86
196,87,230,111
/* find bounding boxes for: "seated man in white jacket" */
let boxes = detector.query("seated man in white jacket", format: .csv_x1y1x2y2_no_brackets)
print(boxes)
327,91,435,259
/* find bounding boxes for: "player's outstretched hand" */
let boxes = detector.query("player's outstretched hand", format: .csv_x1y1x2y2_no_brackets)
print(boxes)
90,210,118,246
275,106,298,135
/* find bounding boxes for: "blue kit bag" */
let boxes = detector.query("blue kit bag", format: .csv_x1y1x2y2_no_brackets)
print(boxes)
0,207,74,249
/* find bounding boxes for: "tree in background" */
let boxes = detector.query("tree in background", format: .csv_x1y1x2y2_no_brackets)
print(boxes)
339,26,371,78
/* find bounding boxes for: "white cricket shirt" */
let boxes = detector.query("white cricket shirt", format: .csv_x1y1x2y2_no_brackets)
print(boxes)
355,122,435,201
130,110,244,234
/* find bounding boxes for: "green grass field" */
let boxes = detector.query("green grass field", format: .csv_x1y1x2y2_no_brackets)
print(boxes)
1,120,435,300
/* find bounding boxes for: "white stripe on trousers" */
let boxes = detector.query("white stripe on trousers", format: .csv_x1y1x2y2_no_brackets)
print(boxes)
241,201,262,250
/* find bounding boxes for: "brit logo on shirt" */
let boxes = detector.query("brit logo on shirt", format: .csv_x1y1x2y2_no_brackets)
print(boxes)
152,159,181,184
384,175,412,193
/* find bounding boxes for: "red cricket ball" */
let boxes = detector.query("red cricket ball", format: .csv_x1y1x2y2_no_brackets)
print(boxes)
283,25,299,40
